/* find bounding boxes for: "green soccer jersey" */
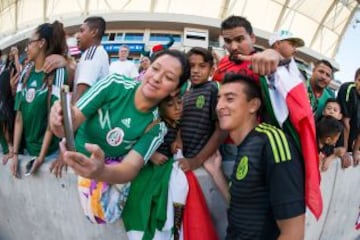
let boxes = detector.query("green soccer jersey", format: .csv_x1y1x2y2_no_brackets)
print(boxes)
75,74,166,162
14,66,67,156
306,80,335,120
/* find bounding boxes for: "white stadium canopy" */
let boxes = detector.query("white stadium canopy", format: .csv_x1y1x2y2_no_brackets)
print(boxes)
0,0,359,61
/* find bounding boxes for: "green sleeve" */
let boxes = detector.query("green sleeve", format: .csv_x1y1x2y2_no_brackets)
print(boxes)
51,67,68,105
76,74,128,119
133,122,167,163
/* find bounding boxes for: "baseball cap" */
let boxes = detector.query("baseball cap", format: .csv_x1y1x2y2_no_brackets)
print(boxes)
269,30,305,48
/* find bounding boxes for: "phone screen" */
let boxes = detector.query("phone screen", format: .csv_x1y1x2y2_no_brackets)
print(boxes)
24,158,36,176
61,85,76,151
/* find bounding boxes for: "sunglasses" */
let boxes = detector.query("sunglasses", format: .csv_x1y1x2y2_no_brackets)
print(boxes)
27,39,42,46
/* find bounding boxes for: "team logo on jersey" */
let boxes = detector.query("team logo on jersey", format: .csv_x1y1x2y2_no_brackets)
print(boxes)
25,88,36,103
121,118,131,128
196,95,205,109
106,127,124,147
236,156,248,180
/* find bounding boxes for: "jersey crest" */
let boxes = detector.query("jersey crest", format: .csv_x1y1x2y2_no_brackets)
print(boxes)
106,127,124,147
196,95,205,109
25,88,36,103
236,156,249,180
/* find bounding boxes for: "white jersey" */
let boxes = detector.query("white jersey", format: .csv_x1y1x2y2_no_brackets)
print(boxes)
74,45,109,91
109,60,139,79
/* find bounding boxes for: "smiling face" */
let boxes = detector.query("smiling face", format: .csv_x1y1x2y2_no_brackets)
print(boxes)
216,82,259,134
222,26,256,60
140,54,182,102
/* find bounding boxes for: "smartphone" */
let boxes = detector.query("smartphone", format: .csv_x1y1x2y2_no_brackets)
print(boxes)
60,85,76,151
24,158,36,176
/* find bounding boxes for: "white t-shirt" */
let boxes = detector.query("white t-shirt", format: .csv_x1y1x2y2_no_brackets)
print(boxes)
109,60,139,79
74,45,109,91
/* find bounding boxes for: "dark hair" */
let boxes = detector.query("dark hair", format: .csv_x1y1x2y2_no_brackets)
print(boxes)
223,73,261,101
36,20,67,57
316,116,343,140
151,49,190,87
314,59,334,74
324,98,341,112
222,73,262,115
186,47,214,66
354,68,360,80
84,16,106,40
221,15,253,35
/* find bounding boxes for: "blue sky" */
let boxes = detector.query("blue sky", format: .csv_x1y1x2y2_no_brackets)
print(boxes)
335,10,360,83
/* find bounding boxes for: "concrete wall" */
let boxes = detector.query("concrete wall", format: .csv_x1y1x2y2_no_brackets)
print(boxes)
0,154,359,240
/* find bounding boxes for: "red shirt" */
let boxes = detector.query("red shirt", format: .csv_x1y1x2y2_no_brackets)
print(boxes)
213,56,259,84
213,56,260,143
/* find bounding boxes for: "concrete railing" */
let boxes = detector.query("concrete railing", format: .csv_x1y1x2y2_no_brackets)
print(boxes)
0,154,359,240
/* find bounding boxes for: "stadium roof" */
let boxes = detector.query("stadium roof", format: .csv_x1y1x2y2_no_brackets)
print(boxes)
0,0,359,61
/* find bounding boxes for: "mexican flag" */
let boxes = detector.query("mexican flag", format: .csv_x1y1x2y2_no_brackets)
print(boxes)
123,160,189,240
182,171,219,240
260,58,323,220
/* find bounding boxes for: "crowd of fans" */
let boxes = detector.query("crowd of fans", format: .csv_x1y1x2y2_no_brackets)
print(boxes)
0,14,359,240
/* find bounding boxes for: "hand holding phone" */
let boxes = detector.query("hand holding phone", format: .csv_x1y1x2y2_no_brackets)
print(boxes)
60,85,76,151
24,158,36,176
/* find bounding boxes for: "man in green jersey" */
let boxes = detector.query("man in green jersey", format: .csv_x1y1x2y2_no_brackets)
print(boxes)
307,59,335,120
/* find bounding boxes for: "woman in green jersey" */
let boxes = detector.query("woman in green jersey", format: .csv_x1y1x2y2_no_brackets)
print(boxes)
50,49,190,223
11,21,68,177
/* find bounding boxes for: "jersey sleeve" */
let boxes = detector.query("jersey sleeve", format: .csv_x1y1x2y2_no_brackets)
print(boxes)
264,129,305,220
76,46,107,87
337,83,353,118
51,67,68,105
133,121,167,163
76,74,131,118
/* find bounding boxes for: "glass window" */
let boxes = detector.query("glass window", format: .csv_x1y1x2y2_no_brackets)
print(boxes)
115,33,123,41
101,34,109,41
124,33,144,41
108,33,116,41
150,34,181,42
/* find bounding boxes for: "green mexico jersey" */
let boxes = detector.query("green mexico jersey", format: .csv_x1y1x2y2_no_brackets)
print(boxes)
75,74,167,162
306,80,335,120
15,66,67,156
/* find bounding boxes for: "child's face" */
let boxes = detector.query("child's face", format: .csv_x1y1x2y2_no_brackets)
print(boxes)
325,132,341,146
188,54,214,85
160,94,183,122
323,102,342,120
